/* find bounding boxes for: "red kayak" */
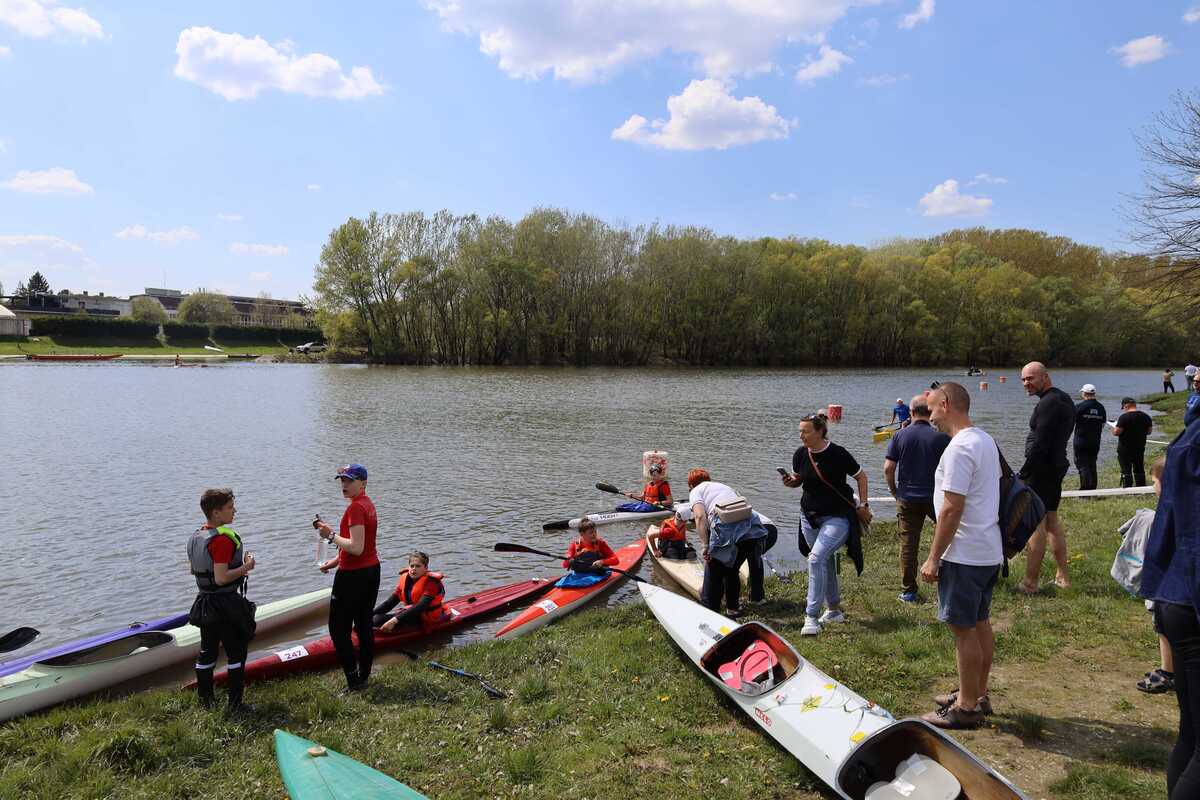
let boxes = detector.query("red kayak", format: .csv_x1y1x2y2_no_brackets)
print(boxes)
495,540,646,640
26,353,122,361
208,578,551,686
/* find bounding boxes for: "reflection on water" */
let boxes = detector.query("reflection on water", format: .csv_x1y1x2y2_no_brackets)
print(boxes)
0,363,1161,656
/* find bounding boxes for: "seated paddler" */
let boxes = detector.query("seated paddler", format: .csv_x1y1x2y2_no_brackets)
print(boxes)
372,551,448,632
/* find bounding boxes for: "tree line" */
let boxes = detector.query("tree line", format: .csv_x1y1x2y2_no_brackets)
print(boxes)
312,210,1195,367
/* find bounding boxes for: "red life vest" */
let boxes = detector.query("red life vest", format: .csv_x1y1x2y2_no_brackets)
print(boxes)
658,518,686,542
395,571,447,626
643,480,671,504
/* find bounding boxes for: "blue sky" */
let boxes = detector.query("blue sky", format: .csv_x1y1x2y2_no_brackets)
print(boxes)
1,1,1198,301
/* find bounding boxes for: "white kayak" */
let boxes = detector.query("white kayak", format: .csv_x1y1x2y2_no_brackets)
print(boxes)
645,525,748,601
0,587,330,722
542,506,677,531
638,583,1028,799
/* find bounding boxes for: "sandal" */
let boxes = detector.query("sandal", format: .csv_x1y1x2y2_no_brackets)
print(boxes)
1137,669,1174,694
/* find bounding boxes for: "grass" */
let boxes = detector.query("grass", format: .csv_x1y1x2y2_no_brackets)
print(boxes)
0,334,290,356
0,394,1184,799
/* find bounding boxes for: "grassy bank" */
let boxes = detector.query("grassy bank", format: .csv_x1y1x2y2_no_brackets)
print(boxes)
0,409,1181,799
0,335,290,356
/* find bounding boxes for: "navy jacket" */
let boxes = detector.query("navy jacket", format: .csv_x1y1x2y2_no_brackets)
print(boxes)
1141,418,1200,609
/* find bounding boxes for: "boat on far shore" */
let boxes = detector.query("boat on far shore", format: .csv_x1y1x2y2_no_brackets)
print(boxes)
26,353,122,361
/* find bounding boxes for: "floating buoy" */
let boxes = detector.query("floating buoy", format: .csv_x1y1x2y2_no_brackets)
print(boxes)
980,382,989,391
998,376,1007,383
827,404,843,422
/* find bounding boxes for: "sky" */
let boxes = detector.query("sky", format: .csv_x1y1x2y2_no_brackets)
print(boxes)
1,1,1198,302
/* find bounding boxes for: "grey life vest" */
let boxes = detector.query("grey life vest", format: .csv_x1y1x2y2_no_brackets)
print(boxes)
187,525,244,594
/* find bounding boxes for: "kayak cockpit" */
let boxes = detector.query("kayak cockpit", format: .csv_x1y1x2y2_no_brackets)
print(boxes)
700,622,802,697
836,719,1026,799
38,631,175,668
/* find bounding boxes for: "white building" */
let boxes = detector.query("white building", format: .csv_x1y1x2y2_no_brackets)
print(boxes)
0,304,30,336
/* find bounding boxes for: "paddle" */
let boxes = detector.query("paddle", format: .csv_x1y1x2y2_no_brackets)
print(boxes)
594,482,674,512
872,421,902,432
0,626,39,654
493,542,649,584
398,650,505,698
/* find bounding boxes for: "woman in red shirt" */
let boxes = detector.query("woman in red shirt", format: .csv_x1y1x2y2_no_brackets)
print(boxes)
317,463,380,693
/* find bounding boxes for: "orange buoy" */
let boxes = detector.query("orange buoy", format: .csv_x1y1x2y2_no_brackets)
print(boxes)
980,381,989,391
827,404,843,422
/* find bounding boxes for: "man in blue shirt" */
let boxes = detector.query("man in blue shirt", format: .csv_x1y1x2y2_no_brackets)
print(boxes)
891,398,912,428
884,394,952,603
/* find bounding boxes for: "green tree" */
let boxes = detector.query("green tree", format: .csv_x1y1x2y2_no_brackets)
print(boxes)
177,291,235,324
131,296,167,324
26,271,50,296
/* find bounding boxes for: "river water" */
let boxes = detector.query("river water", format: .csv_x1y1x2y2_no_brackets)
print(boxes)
0,363,1164,659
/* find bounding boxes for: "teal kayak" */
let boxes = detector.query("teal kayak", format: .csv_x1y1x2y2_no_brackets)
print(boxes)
274,729,428,799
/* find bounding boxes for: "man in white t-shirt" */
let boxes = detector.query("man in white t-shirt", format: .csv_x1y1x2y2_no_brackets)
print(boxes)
1186,363,1198,391
919,381,1003,730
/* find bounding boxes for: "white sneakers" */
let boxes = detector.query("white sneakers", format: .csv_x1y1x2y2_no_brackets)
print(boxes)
802,609,846,636
819,609,846,624
801,616,821,636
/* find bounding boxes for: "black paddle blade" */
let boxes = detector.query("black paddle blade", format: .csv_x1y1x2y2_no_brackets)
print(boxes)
494,542,562,560
0,626,39,654
541,520,571,531
595,482,620,494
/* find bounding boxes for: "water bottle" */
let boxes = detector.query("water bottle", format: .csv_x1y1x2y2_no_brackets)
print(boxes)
313,514,326,566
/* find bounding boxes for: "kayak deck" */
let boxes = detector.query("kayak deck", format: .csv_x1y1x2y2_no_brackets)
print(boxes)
645,526,748,601
274,729,428,800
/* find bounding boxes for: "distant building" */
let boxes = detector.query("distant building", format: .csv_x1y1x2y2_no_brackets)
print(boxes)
5,286,312,328
0,304,30,336
128,288,183,319
54,289,132,317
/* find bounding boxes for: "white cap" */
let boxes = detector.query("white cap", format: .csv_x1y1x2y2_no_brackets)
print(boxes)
896,398,904,404
1081,383,1096,394
674,503,694,522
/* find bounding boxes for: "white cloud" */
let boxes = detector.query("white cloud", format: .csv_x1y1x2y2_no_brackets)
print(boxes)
306,183,320,191
769,192,798,201
612,79,795,151
248,271,272,281
1,166,92,195
114,225,199,245
1185,7,1200,23
217,212,243,222
968,172,1008,186
857,72,910,87
918,179,991,218
173,26,385,101
0,233,82,252
1110,35,1169,68
424,1,871,82
898,0,935,29
0,0,103,40
0,45,11,57
795,45,852,84
231,242,289,256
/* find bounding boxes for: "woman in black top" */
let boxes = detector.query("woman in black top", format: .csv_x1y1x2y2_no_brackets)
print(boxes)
781,412,871,636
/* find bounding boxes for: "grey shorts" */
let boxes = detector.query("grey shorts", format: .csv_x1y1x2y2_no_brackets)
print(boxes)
937,561,1001,627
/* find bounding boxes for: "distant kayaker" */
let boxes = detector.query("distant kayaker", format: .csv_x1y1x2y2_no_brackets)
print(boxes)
316,464,380,694
1073,384,1107,491
1113,398,1154,488
563,519,619,570
174,354,181,367
689,468,768,617
782,413,870,636
187,488,257,714
372,552,447,632
622,463,672,507
648,509,690,560
890,398,911,428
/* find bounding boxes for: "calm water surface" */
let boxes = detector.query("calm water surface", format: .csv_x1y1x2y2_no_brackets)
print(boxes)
0,363,1164,657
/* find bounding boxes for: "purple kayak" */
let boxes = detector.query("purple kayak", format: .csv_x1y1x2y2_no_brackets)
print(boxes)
0,612,190,678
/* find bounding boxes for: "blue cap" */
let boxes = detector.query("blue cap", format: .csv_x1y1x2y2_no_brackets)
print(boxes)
335,464,368,481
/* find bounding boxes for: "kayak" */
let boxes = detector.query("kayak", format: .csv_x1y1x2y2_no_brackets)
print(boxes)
274,729,428,799
0,612,190,679
209,578,552,686
0,587,330,722
638,583,1028,799
872,429,894,443
645,526,747,601
542,507,675,531
26,353,123,361
495,540,646,639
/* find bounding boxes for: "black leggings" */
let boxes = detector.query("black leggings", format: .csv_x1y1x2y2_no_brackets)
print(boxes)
1158,602,1200,798
1118,446,1147,488
700,538,764,612
330,563,380,684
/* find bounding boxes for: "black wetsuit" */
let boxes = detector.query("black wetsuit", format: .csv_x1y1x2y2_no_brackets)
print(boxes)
1073,398,1107,491
1020,386,1075,511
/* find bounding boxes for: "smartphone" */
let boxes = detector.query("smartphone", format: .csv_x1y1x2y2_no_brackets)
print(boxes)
311,513,322,529
776,467,789,476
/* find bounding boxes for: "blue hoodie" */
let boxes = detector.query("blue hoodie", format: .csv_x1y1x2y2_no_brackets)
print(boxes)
1140,416,1200,609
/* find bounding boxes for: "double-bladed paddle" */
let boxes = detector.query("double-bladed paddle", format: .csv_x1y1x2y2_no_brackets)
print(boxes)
594,482,674,511
0,626,40,654
399,650,505,699
493,542,649,584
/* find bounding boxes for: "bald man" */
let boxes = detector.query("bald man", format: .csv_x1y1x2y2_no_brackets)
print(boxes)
1018,362,1075,592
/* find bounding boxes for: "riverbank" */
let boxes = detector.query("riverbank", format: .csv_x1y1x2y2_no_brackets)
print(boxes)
0,404,1180,800
0,335,291,357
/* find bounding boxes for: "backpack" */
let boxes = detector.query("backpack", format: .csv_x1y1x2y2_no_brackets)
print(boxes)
996,446,1046,560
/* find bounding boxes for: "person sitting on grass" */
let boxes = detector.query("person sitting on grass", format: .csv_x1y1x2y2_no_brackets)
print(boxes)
649,509,691,560
372,551,447,633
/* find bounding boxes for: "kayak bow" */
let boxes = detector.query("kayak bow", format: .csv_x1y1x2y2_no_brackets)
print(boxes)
274,729,428,799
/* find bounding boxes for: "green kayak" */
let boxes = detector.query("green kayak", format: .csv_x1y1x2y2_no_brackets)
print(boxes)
274,729,428,799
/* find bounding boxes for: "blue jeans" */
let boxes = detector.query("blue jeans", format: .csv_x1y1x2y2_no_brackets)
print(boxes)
801,514,850,618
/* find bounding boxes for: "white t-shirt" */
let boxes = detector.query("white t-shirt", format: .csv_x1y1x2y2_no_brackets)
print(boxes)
1187,364,1198,377
933,426,1003,566
688,481,739,521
